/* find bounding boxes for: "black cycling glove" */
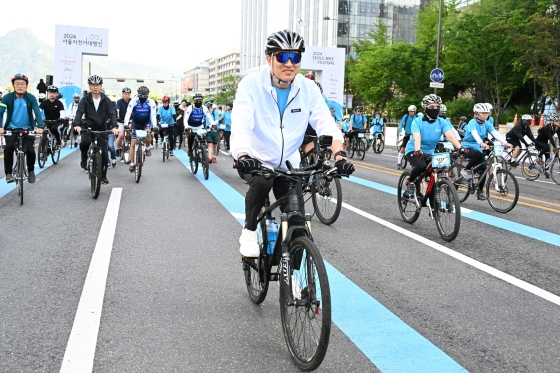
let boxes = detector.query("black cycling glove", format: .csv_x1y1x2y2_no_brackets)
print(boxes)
237,155,261,174
335,159,354,177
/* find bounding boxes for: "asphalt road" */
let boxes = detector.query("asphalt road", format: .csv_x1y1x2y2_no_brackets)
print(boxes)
1,142,559,372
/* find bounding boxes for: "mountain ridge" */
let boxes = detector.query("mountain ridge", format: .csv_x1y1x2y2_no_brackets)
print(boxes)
0,28,179,96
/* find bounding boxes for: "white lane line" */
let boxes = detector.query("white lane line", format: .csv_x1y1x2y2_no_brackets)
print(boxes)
379,153,397,158
60,188,123,373
340,201,560,307
231,212,246,219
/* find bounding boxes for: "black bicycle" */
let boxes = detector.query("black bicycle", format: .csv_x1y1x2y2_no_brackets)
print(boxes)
38,120,61,167
347,129,367,160
242,161,334,371
448,145,519,213
81,129,112,199
6,129,35,205
132,129,149,183
300,135,343,225
121,125,132,164
190,128,209,180
160,124,171,162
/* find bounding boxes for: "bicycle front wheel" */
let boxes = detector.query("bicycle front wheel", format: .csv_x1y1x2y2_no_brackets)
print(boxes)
52,145,60,164
243,219,269,304
190,147,199,174
18,152,24,205
135,146,142,183
349,139,355,158
521,155,540,181
486,169,519,213
162,142,166,162
550,158,560,185
311,175,342,225
91,152,102,199
434,178,461,241
37,138,47,168
280,237,331,371
401,155,408,169
201,146,209,180
359,139,366,160
397,170,420,224
447,164,470,203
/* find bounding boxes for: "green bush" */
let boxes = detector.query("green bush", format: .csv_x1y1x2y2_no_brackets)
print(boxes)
446,98,474,124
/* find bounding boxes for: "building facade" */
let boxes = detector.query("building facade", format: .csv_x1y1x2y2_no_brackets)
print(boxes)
240,0,427,76
207,48,241,94
182,62,210,95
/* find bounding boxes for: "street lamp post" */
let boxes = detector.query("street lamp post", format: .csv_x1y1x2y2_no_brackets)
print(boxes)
323,16,350,57
434,0,443,95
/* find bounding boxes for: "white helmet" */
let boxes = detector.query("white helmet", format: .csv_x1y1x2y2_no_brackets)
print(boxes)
408,105,417,112
521,114,532,121
485,103,493,111
473,103,491,113
440,104,447,114
421,94,442,109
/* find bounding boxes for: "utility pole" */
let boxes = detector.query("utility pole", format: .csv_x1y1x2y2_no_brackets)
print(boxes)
434,0,443,95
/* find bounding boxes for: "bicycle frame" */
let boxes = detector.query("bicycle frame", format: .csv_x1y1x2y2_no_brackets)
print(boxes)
411,153,451,217
467,147,504,192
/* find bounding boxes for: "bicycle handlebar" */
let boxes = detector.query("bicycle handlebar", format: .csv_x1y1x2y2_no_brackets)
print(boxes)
255,160,339,179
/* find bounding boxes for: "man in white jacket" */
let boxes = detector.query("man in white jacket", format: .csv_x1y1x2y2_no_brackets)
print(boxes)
231,29,354,257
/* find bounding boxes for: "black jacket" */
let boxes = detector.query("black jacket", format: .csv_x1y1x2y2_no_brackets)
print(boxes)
506,120,536,145
73,93,117,131
536,124,560,144
37,81,47,94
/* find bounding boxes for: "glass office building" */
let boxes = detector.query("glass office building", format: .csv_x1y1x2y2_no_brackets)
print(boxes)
241,0,427,75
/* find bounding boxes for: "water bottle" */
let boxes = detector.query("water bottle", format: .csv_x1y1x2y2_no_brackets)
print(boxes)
266,219,279,255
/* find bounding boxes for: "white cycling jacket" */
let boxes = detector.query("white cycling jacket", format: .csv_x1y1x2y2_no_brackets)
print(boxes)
231,67,343,169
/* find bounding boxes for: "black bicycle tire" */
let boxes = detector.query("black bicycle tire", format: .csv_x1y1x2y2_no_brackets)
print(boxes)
486,169,519,213
135,145,142,183
191,145,199,174
37,137,47,168
349,139,355,158
397,170,421,224
163,142,166,162
550,158,560,185
401,155,408,169
434,178,461,242
377,136,385,153
91,152,102,199
52,144,60,164
18,152,24,205
312,175,342,225
359,139,366,160
280,236,331,371
243,218,270,304
201,146,209,180
521,156,540,181
447,164,470,203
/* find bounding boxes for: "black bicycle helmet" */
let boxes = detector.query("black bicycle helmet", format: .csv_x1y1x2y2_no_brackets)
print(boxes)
11,73,29,84
193,92,203,101
122,87,131,93
87,75,103,84
460,116,467,121
137,86,150,95
265,30,305,55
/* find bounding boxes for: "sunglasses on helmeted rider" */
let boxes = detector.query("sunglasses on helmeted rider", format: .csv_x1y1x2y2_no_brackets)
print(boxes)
274,52,302,64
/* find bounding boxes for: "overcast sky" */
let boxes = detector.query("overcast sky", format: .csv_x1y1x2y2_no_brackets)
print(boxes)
1,0,242,73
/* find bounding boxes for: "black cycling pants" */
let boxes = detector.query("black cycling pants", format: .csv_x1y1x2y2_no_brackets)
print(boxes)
188,128,202,151
3,134,36,174
534,139,550,159
405,152,436,207
223,130,231,151
245,175,291,231
177,124,185,147
80,133,108,178
47,122,61,143
465,150,487,190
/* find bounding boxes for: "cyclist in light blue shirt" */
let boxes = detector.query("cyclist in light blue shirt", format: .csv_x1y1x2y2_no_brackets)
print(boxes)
397,105,420,169
156,96,177,156
370,111,384,144
220,103,233,153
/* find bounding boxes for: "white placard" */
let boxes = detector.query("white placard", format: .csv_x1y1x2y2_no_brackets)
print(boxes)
54,25,109,106
429,82,444,88
300,46,345,106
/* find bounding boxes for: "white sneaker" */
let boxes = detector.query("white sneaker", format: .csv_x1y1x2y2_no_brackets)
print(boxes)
461,168,473,179
239,229,260,257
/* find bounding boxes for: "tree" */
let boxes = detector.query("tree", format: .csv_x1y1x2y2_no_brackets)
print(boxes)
214,74,239,104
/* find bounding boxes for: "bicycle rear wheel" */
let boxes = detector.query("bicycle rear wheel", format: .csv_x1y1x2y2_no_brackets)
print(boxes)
397,170,421,223
400,154,408,169
135,146,142,183
486,169,519,213
280,237,331,371
162,142,167,162
18,153,24,205
349,139,355,158
243,219,270,304
311,175,342,225
521,155,540,181
447,164,470,202
201,146,209,180
91,152,102,199
550,158,560,185
375,136,385,153
37,138,47,168
434,178,461,241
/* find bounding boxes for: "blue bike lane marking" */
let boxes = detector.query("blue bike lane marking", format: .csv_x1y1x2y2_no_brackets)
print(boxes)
174,150,467,373
0,146,79,199
346,175,560,247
